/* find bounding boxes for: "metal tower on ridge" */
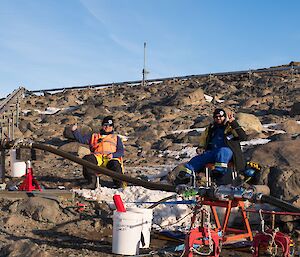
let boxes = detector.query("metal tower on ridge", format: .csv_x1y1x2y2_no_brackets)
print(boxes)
142,42,149,86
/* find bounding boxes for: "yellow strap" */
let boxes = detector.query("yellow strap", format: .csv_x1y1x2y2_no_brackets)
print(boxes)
95,154,123,169
94,154,126,188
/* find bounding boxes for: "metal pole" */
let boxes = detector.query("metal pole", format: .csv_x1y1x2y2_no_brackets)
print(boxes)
1,115,4,140
0,150,5,183
7,117,11,140
0,115,5,182
11,115,15,140
16,98,20,128
142,42,148,86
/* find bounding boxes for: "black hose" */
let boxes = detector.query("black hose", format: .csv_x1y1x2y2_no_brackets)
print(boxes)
27,143,176,192
260,195,300,213
148,194,177,209
11,142,300,213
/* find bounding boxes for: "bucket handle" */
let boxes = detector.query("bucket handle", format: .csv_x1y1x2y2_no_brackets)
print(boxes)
140,232,145,247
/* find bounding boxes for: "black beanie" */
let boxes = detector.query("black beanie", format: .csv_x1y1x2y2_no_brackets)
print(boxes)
102,116,114,126
213,108,226,117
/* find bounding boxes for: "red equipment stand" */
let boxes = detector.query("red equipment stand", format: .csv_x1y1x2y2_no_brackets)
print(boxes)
202,198,253,243
185,226,222,257
18,161,42,192
185,198,253,257
252,229,294,257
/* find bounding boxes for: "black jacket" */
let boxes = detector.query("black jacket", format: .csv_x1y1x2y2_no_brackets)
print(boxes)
200,120,247,172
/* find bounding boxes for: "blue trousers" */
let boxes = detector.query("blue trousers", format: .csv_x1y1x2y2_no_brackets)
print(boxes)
185,147,233,174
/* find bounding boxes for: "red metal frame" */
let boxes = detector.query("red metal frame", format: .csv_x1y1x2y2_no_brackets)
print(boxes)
184,197,253,257
185,227,222,257
18,164,42,192
201,198,253,243
252,229,293,257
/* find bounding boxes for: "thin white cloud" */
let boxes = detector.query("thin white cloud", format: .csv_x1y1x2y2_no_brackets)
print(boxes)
79,0,108,26
109,33,140,54
79,0,142,55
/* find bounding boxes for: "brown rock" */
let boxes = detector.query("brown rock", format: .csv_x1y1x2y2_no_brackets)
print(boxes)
290,102,300,116
170,88,205,106
103,96,126,107
3,239,51,257
251,139,300,198
242,98,261,108
236,113,264,135
78,145,90,158
83,105,103,118
16,197,61,222
3,214,27,227
59,142,81,153
277,119,300,134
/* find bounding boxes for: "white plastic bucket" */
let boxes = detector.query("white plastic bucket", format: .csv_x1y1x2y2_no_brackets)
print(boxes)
127,207,153,248
10,150,26,177
112,210,143,255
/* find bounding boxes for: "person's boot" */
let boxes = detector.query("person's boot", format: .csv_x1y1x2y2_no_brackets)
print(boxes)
211,169,227,186
85,175,97,189
82,168,89,180
83,170,97,189
106,160,123,188
174,167,194,186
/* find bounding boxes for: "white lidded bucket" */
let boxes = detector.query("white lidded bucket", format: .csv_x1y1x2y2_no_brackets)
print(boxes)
10,149,26,177
127,207,153,248
112,210,143,255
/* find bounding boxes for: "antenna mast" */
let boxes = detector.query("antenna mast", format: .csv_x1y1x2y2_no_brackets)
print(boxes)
142,42,149,86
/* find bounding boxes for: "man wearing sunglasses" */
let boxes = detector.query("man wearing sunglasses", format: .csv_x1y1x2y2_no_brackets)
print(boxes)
172,108,247,185
72,115,124,189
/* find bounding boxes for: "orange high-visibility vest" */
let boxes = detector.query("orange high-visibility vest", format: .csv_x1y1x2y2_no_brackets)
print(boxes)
90,133,118,155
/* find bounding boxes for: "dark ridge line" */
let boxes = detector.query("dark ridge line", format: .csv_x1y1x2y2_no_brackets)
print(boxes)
26,65,300,94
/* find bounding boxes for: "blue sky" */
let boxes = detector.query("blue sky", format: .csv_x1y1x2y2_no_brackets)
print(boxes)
0,0,299,97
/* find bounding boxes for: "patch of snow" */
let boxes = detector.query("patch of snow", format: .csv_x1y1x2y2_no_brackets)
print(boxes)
204,94,213,103
118,135,128,142
163,145,197,160
22,109,32,115
262,123,277,128
215,99,225,103
171,128,205,134
126,165,173,177
262,123,287,134
75,100,84,105
241,138,271,146
35,107,61,115
73,186,193,231
241,138,271,151
60,106,80,113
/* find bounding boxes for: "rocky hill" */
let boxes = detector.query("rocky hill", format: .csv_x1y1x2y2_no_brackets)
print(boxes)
1,65,300,256
17,67,300,197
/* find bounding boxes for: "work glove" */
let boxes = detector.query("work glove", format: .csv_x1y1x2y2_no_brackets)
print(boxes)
174,170,193,186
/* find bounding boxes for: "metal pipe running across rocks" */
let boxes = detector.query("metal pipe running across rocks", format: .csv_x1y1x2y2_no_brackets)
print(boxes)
23,142,177,192
3,140,300,213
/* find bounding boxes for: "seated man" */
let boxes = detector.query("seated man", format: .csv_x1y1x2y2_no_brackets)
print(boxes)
72,116,124,189
171,108,247,185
